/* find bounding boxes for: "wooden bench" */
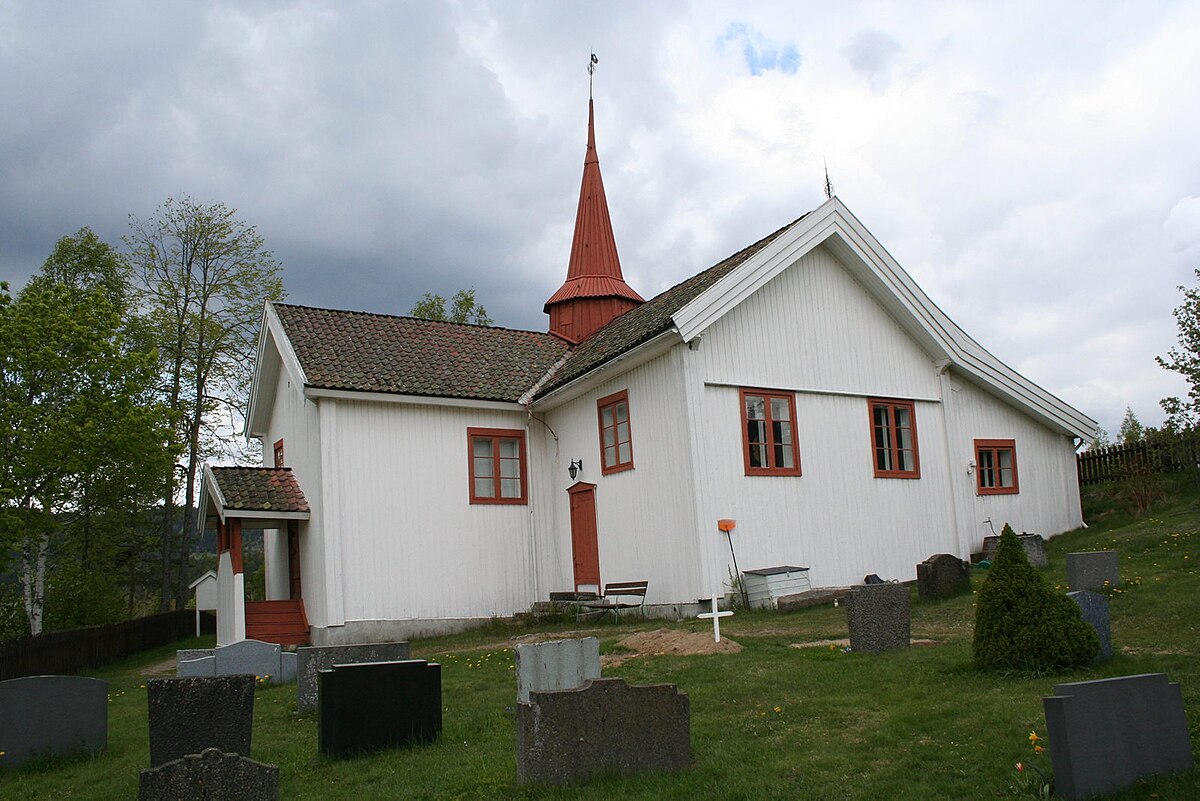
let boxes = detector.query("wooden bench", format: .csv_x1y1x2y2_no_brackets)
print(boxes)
580,581,648,620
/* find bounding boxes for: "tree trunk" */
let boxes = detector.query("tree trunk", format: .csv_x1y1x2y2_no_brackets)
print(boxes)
21,530,49,636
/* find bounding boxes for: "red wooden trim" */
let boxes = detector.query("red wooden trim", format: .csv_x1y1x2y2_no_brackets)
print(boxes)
273,438,285,468
467,427,528,505
597,389,634,475
975,438,1019,495
739,387,802,476
230,519,244,574
868,398,921,479
217,519,228,554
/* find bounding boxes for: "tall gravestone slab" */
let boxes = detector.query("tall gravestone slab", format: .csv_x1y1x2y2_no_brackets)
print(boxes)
1066,550,1120,592
0,675,108,768
215,640,284,683
1043,673,1194,801
1067,590,1112,661
916,554,970,600
517,678,690,785
138,747,279,801
847,584,911,653
147,676,255,767
515,637,601,703
296,642,411,713
318,660,441,760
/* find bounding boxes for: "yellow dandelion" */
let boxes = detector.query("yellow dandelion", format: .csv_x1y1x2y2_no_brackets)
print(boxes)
1034,745,1044,754
773,706,782,713
1029,731,1040,744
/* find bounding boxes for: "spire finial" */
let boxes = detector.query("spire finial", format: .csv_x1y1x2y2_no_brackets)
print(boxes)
588,52,598,99
823,158,835,201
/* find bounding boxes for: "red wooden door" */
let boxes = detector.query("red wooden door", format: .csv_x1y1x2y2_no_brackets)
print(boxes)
287,521,302,600
567,483,600,593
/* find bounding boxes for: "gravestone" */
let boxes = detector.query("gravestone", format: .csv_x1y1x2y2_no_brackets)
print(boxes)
516,677,690,785
981,532,1048,568
179,656,216,677
846,583,910,653
916,553,970,600
177,649,214,671
318,660,441,760
296,641,411,713
178,640,295,684
147,676,255,767
138,747,279,801
0,675,107,768
515,637,600,703
1043,673,1193,800
1066,550,1120,592
1067,590,1112,661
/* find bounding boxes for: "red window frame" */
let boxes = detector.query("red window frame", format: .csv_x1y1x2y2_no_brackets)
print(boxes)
597,390,634,475
273,438,285,468
740,388,801,476
467,427,528,504
975,438,1018,495
869,398,920,478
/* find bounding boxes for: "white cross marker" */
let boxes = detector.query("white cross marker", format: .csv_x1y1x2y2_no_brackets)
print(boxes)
697,592,733,642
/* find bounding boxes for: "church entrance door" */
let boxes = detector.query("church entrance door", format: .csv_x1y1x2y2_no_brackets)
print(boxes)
567,482,600,594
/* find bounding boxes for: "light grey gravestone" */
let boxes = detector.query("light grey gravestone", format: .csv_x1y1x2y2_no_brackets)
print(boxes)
295,642,411,712
0,675,108,768
982,532,1048,568
177,649,214,673
1067,590,1112,661
138,747,279,801
147,676,255,767
1066,550,1120,592
515,637,601,703
516,678,690,786
179,656,216,677
916,553,970,600
214,640,285,683
846,583,911,654
1043,673,1194,801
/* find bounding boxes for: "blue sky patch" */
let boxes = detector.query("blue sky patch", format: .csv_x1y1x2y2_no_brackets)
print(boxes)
720,22,800,76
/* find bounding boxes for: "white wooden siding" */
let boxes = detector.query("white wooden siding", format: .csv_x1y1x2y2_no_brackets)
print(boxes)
531,347,704,604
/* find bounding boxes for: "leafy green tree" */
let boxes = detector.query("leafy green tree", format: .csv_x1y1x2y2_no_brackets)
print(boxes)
0,234,174,634
127,196,285,609
973,525,1098,672
1158,268,1200,426
1119,406,1144,444
409,287,492,325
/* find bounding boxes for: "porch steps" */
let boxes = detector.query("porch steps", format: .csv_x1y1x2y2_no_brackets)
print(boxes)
245,598,309,646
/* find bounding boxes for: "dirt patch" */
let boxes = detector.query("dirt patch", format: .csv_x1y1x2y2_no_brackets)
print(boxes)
141,655,179,677
602,627,742,667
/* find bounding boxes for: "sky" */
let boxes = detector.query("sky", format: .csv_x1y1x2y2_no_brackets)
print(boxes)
2,1,1199,440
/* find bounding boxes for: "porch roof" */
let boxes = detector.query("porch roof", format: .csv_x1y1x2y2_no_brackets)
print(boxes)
199,465,311,529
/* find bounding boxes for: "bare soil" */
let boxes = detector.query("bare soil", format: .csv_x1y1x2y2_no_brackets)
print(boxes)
602,627,742,667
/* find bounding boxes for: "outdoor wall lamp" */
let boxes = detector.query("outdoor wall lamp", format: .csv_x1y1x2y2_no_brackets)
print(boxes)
966,459,976,475
568,459,583,480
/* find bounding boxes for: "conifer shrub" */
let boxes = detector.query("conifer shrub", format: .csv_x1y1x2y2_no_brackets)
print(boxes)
973,524,1099,672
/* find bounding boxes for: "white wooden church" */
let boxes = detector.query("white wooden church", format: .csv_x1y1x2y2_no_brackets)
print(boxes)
199,97,1097,646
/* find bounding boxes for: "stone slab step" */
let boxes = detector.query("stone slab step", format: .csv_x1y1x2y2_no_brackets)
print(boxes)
776,587,854,612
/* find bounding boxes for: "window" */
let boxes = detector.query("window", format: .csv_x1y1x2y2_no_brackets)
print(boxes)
597,390,634,474
468,428,527,504
273,439,285,468
740,388,801,476
869,398,920,478
975,439,1018,495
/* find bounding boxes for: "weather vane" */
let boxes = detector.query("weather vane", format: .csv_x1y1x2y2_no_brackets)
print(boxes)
588,52,598,98
823,159,835,200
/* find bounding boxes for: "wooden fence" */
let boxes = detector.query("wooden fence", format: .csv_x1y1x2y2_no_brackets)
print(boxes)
1077,437,1200,485
0,609,214,681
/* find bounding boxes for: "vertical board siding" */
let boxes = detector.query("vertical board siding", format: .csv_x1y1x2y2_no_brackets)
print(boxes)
331,401,533,621
943,374,1083,555
535,348,703,604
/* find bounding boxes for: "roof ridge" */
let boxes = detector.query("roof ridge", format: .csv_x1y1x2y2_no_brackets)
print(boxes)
273,301,554,337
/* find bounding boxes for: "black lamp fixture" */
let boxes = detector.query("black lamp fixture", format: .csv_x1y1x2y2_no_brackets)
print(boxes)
568,459,583,480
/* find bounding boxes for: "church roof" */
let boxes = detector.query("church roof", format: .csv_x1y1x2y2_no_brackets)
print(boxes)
272,303,569,403
208,467,310,514
544,99,644,312
533,215,805,396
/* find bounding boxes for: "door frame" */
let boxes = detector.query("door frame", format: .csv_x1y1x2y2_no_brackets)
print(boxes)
567,482,600,593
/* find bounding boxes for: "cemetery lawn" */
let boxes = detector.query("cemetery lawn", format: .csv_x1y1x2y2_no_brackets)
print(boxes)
4,484,1200,799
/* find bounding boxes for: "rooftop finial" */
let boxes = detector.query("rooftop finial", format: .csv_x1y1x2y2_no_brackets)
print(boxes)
588,52,598,98
823,159,835,201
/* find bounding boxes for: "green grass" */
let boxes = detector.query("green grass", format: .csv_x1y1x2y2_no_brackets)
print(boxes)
4,481,1200,799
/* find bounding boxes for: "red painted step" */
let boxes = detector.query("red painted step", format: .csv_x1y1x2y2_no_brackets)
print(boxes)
245,598,309,646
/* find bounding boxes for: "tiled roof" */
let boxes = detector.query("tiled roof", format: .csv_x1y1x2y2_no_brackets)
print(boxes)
272,305,570,403
211,467,310,514
534,214,807,396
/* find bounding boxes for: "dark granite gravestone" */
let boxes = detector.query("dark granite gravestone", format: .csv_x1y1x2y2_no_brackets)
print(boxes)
138,747,279,801
296,642,411,713
147,676,255,767
1043,673,1194,801
916,553,970,600
1066,550,1120,592
1067,590,1112,661
0,675,108,768
317,660,441,760
846,583,911,653
517,677,690,785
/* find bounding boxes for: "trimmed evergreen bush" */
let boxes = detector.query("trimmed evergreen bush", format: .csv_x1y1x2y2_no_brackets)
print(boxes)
973,524,1099,671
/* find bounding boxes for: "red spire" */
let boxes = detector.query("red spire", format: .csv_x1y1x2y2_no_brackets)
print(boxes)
545,98,643,343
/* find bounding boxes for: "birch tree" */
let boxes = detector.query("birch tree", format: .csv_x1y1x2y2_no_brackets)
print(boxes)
127,197,285,609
